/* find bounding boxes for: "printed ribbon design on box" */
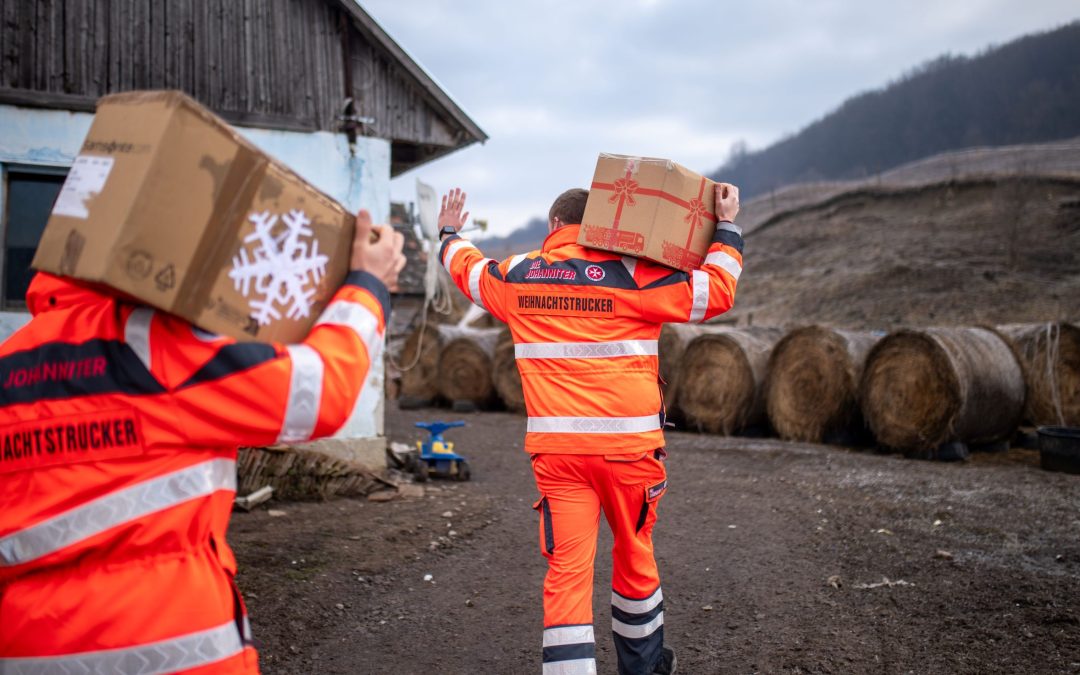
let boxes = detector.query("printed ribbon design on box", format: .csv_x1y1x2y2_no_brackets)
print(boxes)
591,165,717,265
682,178,711,247
591,167,718,231
661,178,713,269
608,176,640,216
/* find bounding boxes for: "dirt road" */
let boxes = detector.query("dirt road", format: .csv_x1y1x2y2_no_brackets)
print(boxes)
229,408,1080,674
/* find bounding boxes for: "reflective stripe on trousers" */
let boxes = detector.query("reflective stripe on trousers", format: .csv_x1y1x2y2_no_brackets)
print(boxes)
0,459,237,567
543,625,597,675
0,619,244,675
611,587,665,674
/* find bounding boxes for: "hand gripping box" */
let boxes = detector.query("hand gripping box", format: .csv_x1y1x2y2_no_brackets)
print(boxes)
33,90,354,343
579,153,719,272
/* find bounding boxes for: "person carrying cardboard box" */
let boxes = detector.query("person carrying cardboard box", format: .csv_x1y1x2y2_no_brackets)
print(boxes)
437,182,743,675
0,210,405,674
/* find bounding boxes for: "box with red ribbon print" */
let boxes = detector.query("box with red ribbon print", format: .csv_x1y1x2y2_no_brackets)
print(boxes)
579,153,719,272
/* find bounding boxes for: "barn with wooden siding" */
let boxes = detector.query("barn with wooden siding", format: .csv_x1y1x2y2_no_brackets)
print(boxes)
0,0,486,462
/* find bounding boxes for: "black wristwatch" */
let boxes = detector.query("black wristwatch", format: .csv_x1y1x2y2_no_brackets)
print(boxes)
439,225,458,240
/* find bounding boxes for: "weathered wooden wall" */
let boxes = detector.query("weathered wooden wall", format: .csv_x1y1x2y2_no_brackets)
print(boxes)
0,0,348,130
0,0,483,166
350,29,459,151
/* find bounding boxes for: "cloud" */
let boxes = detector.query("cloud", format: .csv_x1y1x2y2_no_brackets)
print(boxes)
364,0,1080,236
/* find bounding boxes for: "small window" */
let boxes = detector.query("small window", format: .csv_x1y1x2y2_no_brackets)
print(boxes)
2,168,67,310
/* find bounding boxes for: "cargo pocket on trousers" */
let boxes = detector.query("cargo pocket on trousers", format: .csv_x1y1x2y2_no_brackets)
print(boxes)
532,496,555,557
636,477,668,534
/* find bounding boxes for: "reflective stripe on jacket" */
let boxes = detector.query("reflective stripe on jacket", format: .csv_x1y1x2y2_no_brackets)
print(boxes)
0,270,387,669
440,223,741,454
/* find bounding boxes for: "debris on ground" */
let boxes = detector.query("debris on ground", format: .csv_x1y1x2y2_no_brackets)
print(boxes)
235,485,274,511
854,577,915,590
367,489,398,503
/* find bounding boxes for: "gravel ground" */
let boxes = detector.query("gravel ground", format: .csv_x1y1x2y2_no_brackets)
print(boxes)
229,407,1080,674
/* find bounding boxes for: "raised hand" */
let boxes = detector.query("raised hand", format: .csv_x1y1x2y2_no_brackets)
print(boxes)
438,188,471,235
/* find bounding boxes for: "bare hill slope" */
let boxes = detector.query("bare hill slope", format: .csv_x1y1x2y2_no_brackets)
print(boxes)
737,136,1080,233
727,175,1080,329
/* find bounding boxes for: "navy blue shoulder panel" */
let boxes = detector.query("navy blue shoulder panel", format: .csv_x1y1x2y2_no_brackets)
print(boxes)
641,269,690,290
505,256,638,290
177,342,278,390
0,339,166,406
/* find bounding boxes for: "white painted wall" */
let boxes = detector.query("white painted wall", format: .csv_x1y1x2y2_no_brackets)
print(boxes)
0,103,390,440
238,127,391,439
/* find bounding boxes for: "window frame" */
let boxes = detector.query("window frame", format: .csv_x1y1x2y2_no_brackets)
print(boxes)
0,163,69,311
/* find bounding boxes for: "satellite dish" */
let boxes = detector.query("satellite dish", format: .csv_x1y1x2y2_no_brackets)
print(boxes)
416,179,439,241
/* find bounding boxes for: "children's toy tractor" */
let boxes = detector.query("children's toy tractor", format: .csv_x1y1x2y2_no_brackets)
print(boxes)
409,421,470,482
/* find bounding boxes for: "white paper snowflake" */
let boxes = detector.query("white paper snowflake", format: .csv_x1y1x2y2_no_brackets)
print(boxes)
229,209,329,326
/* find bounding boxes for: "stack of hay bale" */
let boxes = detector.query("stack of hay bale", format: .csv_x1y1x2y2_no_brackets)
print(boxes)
390,292,1077,463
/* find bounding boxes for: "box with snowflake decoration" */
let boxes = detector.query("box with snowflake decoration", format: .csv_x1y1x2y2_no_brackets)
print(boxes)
32,90,355,343
578,153,720,272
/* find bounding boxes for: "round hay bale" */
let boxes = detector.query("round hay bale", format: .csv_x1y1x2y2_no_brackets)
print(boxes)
765,327,880,442
674,327,784,434
492,329,526,413
860,327,1024,451
397,324,446,405
436,326,502,406
658,324,696,388
996,323,1080,427
435,286,500,328
659,324,735,418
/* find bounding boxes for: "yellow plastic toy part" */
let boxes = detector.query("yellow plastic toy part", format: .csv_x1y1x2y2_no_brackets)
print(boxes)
432,441,456,455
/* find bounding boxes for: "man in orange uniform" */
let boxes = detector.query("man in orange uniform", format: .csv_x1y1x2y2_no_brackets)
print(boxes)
0,211,404,674
437,183,742,674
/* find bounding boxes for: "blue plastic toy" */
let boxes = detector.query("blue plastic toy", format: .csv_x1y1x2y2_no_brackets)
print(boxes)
411,421,470,481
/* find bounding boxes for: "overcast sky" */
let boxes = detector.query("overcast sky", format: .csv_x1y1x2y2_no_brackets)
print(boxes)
361,0,1078,238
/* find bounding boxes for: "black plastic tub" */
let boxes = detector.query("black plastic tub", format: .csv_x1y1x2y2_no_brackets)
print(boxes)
1037,426,1080,474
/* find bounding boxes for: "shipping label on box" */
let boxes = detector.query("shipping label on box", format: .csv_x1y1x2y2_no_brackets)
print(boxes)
33,90,353,343
579,153,718,272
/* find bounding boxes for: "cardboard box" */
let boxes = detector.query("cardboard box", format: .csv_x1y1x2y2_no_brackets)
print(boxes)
579,153,718,271
33,90,354,343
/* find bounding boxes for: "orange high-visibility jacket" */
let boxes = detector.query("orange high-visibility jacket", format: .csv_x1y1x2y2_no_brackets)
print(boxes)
440,223,742,454
0,271,388,673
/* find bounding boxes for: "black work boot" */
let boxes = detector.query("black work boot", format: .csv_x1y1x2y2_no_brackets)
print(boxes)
653,646,677,674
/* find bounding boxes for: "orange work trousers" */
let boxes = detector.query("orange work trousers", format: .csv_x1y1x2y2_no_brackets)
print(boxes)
532,451,668,675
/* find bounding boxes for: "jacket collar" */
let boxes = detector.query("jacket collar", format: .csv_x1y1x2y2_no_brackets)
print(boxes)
25,272,115,316
542,224,582,252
